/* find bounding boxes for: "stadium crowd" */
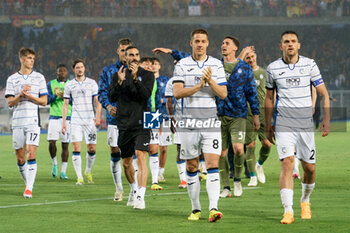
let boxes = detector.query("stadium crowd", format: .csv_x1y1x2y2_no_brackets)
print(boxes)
0,23,349,91
1,0,350,18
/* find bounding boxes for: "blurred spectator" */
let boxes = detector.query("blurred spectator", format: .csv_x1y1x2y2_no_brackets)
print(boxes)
2,0,348,18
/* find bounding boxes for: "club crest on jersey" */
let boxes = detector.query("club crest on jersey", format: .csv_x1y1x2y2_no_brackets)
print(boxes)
286,77,300,86
259,74,264,79
299,68,305,74
255,80,260,86
281,147,287,154
238,68,242,74
138,76,142,82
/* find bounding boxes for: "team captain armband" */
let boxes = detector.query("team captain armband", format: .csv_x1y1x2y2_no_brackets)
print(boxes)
312,78,324,87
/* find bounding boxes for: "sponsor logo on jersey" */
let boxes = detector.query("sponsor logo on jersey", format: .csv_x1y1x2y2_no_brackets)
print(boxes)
286,78,300,86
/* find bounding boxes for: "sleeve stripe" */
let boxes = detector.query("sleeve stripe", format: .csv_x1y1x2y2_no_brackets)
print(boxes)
266,86,274,90
173,80,185,84
5,94,15,98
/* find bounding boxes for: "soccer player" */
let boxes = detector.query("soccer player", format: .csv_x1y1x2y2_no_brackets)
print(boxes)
173,28,227,222
140,57,163,191
151,57,171,183
217,36,260,198
47,64,71,180
108,46,155,210
239,48,272,186
164,76,187,188
5,47,48,198
98,38,132,201
265,31,330,224
62,59,101,185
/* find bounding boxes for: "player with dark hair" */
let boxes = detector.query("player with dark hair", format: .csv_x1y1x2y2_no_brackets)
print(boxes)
62,59,101,185
265,31,330,224
98,38,133,201
173,28,227,222
47,64,71,180
109,46,155,210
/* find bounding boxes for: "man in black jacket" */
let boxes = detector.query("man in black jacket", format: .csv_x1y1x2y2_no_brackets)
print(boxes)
109,46,154,210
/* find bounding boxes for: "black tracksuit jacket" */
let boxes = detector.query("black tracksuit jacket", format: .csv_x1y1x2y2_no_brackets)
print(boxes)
108,67,154,131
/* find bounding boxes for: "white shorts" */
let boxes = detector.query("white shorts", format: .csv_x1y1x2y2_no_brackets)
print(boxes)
150,129,159,145
47,118,70,143
107,124,119,147
179,130,222,160
173,131,181,145
70,123,97,145
12,126,41,149
159,131,172,146
275,125,316,164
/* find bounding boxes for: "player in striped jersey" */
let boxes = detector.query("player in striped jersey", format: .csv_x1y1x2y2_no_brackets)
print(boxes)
164,77,187,188
265,31,330,224
238,48,272,186
62,59,101,185
173,28,227,222
5,47,48,198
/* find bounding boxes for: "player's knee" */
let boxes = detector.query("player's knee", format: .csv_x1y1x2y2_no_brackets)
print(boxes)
17,158,25,165
304,164,315,175
186,163,198,173
206,161,218,170
49,140,56,146
122,158,132,169
87,145,96,154
110,146,120,153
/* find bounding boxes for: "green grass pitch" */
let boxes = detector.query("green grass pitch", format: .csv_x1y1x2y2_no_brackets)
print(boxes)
0,124,349,233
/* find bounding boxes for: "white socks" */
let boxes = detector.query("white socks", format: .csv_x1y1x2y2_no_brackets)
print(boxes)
149,153,159,184
186,171,201,211
26,160,37,191
280,188,294,214
17,162,27,184
176,161,186,181
159,167,165,177
61,162,68,173
301,183,315,203
52,156,58,165
85,151,96,173
206,169,220,211
137,187,146,199
110,157,123,191
72,152,83,179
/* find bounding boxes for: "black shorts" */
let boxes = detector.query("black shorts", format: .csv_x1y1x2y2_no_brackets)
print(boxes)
118,129,151,158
